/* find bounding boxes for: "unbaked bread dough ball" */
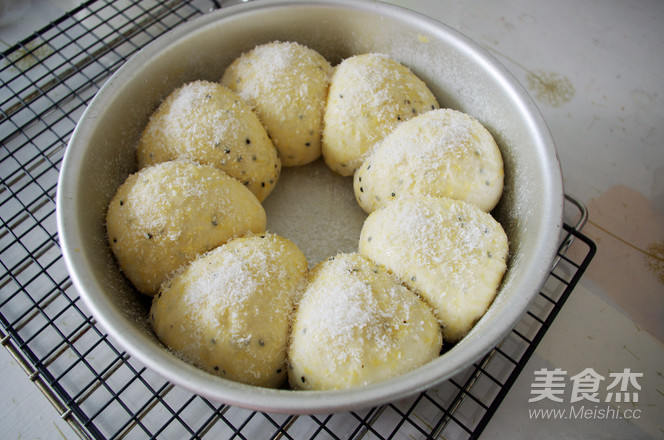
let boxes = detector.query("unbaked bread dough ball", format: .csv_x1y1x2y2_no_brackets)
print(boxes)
322,53,439,176
150,233,307,388
221,41,333,167
106,160,266,296
359,196,508,342
288,253,442,390
354,109,504,213
136,80,281,202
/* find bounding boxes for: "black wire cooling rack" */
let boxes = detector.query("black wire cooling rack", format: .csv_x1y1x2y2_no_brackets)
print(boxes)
0,1,596,438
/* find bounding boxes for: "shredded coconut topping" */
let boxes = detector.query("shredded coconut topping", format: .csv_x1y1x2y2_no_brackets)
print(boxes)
181,237,290,342
297,255,409,363
378,110,476,169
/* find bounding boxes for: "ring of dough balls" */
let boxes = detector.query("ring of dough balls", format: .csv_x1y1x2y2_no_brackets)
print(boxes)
136,80,281,202
104,43,512,391
322,53,439,176
221,41,333,167
359,195,508,343
354,108,504,213
288,253,442,390
106,160,266,296
150,233,307,388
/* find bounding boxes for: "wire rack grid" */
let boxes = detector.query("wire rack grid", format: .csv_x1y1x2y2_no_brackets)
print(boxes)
0,1,596,439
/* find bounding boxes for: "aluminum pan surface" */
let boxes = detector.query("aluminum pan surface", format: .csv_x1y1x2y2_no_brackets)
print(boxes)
57,0,563,414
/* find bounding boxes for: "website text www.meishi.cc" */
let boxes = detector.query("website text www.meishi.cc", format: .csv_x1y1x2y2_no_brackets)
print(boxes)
529,404,642,421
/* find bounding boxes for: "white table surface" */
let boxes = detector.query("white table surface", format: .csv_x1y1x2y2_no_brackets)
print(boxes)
1,0,662,438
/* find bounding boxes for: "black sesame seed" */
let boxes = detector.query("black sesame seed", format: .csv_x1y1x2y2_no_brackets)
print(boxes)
119,200,124,206
358,177,362,182
112,238,117,243
224,148,231,154
301,376,306,383
146,233,153,239
246,138,251,144
276,368,282,374
391,192,396,197
397,115,402,121
305,142,311,147
360,187,364,192
214,366,219,371
261,182,265,187
258,339,265,346
339,94,344,98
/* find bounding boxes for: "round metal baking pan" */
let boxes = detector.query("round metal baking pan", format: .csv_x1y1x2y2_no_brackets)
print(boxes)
57,0,563,414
